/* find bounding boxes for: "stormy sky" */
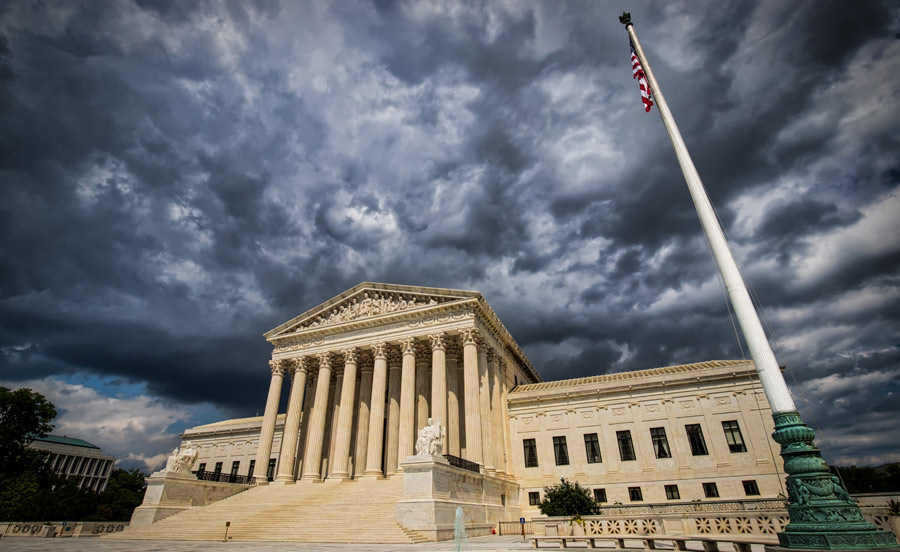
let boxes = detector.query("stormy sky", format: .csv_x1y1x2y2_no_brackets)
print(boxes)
1,0,898,472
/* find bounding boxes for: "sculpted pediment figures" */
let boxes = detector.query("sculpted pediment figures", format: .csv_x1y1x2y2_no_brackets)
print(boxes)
279,288,469,336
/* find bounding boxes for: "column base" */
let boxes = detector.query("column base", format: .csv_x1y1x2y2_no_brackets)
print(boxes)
772,411,899,550
299,474,324,483
325,475,351,483
255,478,270,486
272,475,296,484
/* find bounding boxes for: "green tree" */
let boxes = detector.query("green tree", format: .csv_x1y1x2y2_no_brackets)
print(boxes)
96,468,146,520
538,478,601,517
0,387,56,478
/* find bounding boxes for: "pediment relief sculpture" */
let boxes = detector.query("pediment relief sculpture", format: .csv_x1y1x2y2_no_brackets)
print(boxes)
292,291,459,332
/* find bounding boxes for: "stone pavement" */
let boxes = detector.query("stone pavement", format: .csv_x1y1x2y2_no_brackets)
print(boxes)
0,534,543,552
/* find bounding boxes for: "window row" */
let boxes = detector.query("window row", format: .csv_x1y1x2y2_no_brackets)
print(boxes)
526,480,760,506
197,458,276,480
522,420,747,467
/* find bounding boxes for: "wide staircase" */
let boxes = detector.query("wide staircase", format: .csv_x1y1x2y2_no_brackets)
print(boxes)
110,477,427,543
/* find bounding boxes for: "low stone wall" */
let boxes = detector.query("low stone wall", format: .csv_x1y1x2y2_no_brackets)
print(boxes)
0,521,127,538
395,455,521,541
532,501,897,541
130,471,251,526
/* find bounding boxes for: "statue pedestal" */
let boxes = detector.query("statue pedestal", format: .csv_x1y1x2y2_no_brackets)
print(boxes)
129,471,251,526
395,455,520,542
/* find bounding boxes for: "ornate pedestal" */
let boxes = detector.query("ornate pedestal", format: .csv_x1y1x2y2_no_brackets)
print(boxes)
770,411,899,550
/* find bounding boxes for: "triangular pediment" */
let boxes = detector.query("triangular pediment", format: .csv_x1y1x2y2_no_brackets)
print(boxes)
265,282,480,340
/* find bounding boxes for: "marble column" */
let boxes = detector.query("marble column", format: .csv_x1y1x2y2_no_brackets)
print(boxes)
397,337,417,464
275,358,308,482
499,360,512,475
490,353,505,475
364,342,388,476
479,346,495,474
330,348,359,479
415,341,430,431
323,368,342,476
462,328,483,464
295,373,315,477
353,356,373,478
301,353,332,480
446,340,461,456
430,332,447,427
384,349,402,476
254,360,285,484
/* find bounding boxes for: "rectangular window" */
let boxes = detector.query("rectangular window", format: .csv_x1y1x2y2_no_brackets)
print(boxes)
529,491,540,506
593,488,607,503
248,459,256,477
650,427,672,459
214,462,223,475
266,458,276,481
230,461,240,476
686,424,709,455
703,482,719,498
628,487,643,501
198,463,206,473
523,439,539,468
722,420,748,453
742,480,760,496
617,430,636,461
553,436,570,466
665,484,680,500
584,433,602,464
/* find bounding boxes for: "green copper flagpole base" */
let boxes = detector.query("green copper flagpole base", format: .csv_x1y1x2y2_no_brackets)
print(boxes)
772,411,899,549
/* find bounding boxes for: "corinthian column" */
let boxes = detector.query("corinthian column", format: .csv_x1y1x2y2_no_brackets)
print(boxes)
462,328,483,464
446,340,461,456
364,343,388,476
490,353,505,475
479,346,495,474
430,333,447,427
353,356,373,478
254,360,285,484
415,340,430,432
275,358,308,482
330,348,359,479
397,337,417,463
301,353,332,480
385,349,402,476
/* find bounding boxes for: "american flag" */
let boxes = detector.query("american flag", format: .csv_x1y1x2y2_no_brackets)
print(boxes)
630,42,653,112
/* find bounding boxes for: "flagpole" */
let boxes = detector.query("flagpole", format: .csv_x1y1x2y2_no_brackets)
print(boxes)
619,12,898,551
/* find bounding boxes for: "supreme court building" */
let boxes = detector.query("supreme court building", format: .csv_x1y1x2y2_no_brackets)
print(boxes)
129,283,785,541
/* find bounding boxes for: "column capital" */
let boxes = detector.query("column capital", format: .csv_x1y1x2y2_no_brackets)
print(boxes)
342,347,359,364
460,327,480,345
295,357,310,375
317,352,332,369
270,359,286,377
429,332,446,351
400,337,416,355
371,342,388,360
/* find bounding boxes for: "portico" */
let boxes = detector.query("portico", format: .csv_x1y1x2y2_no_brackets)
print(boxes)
256,283,541,483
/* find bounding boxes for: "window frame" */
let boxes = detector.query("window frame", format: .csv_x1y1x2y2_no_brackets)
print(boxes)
230,461,240,476
665,484,680,500
248,459,256,477
685,424,709,456
523,438,539,468
722,420,748,453
584,433,602,464
528,491,541,506
628,486,643,502
617,430,637,461
742,480,760,496
214,462,223,475
593,488,607,503
703,482,719,498
650,427,672,459
553,436,570,466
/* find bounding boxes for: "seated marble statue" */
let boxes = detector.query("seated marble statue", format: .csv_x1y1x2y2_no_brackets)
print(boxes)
163,443,198,474
415,418,445,456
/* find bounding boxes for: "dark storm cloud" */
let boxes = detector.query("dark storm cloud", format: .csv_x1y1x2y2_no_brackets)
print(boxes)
1,0,898,468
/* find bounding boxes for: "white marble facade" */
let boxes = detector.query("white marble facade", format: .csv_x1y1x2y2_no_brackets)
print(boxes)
181,283,784,512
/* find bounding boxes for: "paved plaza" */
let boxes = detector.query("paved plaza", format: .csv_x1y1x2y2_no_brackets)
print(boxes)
0,535,538,552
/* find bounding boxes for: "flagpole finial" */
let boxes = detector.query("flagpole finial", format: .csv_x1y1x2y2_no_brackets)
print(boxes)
619,12,632,26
